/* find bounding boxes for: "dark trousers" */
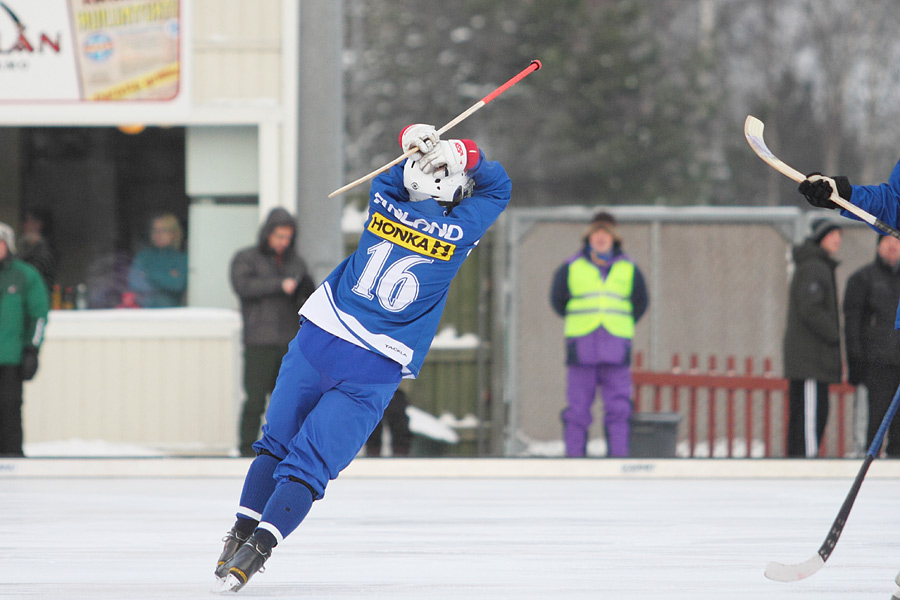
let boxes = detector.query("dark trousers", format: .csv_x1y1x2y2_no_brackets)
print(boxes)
864,364,900,457
240,344,288,457
786,379,830,457
0,366,25,456
365,388,412,456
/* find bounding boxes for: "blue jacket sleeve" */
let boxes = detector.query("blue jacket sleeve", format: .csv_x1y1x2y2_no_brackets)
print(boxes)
845,159,900,229
448,152,512,235
631,266,649,323
549,263,570,317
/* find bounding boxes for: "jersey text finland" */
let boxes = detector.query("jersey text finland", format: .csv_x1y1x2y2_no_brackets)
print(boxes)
299,156,511,378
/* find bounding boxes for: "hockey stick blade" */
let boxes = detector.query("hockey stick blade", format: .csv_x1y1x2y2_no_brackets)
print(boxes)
743,115,900,241
764,554,825,582
764,453,874,582
764,383,900,583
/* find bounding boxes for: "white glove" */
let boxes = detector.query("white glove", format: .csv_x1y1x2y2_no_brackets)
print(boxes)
419,139,469,176
399,124,438,157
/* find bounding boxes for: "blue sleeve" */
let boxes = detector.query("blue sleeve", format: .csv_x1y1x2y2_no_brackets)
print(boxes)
631,266,649,323
449,153,512,234
845,158,900,228
127,252,151,294
549,263,570,317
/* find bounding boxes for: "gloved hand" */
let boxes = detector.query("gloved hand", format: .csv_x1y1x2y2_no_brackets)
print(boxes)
20,347,38,381
419,139,478,176
399,124,438,157
798,173,852,210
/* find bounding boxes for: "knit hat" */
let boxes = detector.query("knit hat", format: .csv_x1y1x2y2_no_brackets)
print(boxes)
0,222,15,253
810,219,842,245
583,210,622,246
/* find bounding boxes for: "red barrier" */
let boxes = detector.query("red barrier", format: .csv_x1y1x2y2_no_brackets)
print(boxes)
632,353,856,458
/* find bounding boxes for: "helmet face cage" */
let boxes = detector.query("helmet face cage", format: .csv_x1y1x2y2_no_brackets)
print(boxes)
403,158,473,207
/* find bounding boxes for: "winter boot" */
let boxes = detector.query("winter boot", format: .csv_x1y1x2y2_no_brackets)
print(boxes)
220,533,273,592
215,528,250,579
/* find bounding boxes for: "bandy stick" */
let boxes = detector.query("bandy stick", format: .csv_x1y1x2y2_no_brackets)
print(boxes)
328,60,542,198
744,115,900,240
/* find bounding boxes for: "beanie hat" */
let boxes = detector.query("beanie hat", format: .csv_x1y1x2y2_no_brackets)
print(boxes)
0,222,15,253
583,210,622,246
810,219,842,245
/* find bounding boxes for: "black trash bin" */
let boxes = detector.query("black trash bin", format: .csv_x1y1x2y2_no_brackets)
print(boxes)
629,412,681,458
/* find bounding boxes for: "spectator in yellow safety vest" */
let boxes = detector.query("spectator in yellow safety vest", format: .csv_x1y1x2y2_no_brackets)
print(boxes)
549,211,649,457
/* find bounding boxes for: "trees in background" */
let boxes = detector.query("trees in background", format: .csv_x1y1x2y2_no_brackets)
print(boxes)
343,0,900,208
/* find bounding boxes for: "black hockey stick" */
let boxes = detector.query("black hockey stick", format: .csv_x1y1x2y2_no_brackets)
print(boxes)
764,381,900,582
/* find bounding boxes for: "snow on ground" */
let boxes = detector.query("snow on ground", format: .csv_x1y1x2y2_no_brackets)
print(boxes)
4,459,900,599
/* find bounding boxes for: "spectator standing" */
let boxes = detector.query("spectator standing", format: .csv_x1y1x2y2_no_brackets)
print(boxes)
127,213,188,308
365,386,413,457
549,211,649,457
843,234,900,456
230,207,314,457
17,208,57,293
0,223,49,456
783,219,843,458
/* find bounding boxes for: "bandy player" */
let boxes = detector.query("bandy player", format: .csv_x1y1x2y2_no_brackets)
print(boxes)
213,124,512,592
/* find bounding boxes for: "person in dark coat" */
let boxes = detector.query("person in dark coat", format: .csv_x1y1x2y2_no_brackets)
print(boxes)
783,219,843,457
843,233,900,456
365,386,412,457
17,208,57,294
230,208,315,457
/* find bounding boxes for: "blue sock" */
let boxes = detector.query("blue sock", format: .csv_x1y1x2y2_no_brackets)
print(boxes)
237,453,280,519
257,480,315,544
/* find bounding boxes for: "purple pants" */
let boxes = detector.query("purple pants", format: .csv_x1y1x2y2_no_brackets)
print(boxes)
563,363,633,457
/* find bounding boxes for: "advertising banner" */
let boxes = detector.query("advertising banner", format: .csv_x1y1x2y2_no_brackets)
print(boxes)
0,0,181,102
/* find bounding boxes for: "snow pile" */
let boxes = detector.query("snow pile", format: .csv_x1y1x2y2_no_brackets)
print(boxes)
342,202,368,233
430,326,479,350
24,439,170,457
406,406,459,444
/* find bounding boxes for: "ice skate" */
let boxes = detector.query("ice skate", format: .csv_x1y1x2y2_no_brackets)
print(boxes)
218,533,272,592
214,528,249,579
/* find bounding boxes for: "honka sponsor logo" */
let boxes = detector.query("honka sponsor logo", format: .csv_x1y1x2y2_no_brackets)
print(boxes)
372,193,464,241
368,213,456,261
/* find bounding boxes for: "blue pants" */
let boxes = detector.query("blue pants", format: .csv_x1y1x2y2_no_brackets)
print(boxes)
253,328,401,497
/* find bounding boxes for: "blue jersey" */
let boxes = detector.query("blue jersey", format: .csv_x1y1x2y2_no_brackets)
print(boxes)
300,152,511,377
845,159,900,232
841,158,900,327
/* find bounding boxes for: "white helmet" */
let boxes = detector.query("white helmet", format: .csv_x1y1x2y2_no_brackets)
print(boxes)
403,157,474,208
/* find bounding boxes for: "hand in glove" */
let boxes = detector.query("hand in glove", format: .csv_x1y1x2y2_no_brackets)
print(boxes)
418,139,479,176
399,124,439,157
20,347,38,381
798,173,852,210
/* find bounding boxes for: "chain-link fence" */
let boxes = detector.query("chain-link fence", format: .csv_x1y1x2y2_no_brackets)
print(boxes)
493,205,875,456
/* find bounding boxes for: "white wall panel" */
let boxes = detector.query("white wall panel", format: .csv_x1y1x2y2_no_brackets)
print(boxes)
23,309,243,455
192,0,282,103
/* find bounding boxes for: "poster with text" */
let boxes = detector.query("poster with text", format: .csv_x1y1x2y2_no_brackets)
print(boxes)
0,0,181,102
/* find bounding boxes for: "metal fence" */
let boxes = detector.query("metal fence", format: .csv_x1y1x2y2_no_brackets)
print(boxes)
493,205,875,456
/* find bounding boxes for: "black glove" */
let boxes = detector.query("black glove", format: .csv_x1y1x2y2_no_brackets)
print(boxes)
797,173,852,210
20,348,39,381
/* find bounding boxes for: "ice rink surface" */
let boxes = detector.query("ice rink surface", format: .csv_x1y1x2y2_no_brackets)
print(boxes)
4,460,900,599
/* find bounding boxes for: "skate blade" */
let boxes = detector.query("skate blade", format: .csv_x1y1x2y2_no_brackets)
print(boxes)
211,574,241,593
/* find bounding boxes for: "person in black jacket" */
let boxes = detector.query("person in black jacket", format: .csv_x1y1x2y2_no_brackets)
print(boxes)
230,208,315,457
783,219,843,457
843,234,900,456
